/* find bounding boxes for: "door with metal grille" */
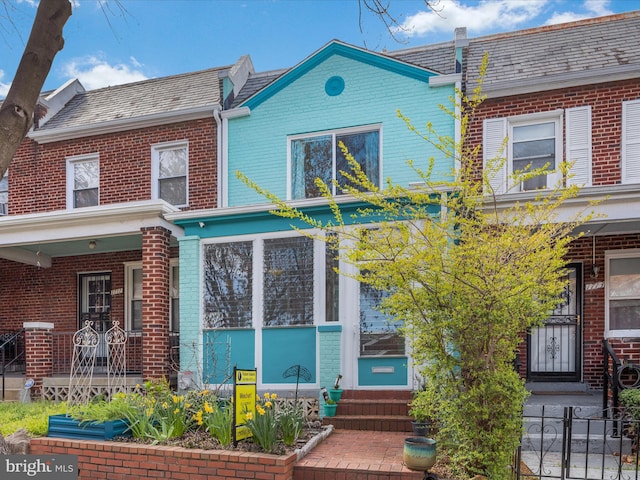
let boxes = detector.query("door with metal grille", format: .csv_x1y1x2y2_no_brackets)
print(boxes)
527,264,582,382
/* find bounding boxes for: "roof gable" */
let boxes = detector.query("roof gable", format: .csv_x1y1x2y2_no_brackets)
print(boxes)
241,40,439,110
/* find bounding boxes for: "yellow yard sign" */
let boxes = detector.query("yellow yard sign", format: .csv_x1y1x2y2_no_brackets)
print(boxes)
233,367,257,444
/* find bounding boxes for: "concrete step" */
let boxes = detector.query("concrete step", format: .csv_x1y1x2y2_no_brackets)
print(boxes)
1,375,26,401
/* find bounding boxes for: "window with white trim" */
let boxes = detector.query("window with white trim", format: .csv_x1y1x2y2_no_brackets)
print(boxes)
606,250,640,337
66,154,99,208
483,107,591,194
289,127,380,199
203,234,319,329
0,170,7,215
125,260,179,331
622,99,640,184
151,141,188,206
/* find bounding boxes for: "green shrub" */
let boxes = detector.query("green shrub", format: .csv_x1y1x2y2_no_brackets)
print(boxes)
0,401,66,436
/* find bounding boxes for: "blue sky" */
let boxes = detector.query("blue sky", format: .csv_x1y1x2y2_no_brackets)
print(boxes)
0,0,637,96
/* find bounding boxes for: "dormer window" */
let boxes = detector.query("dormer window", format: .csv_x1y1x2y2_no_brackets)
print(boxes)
289,126,381,200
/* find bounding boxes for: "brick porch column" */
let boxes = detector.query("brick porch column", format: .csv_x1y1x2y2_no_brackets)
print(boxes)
23,322,54,399
141,226,171,381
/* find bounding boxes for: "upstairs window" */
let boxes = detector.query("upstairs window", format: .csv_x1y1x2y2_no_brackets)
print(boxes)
484,107,591,194
290,127,380,199
67,154,99,208
0,171,7,215
152,141,188,206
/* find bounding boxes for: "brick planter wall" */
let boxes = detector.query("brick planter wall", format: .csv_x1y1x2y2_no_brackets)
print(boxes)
30,437,297,480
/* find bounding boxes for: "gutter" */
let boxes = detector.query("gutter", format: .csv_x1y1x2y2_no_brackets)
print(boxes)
29,105,222,144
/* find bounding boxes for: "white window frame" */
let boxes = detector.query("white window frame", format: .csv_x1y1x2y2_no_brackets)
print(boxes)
125,259,179,332
0,170,8,216
201,231,323,330
151,140,189,207
66,153,99,209
286,125,383,200
605,249,640,338
507,112,563,193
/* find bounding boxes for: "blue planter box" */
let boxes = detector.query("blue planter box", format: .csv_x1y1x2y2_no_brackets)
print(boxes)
47,414,131,441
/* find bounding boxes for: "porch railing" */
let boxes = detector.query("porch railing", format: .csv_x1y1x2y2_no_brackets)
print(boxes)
603,339,623,419
1,329,26,400
51,330,179,376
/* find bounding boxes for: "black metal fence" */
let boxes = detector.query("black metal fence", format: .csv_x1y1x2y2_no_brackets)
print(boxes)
513,406,640,480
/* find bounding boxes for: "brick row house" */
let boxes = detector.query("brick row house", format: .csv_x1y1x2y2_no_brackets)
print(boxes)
0,57,254,399
3,10,640,401
465,11,640,390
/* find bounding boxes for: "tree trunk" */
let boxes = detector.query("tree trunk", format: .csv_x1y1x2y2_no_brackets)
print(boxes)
0,0,72,177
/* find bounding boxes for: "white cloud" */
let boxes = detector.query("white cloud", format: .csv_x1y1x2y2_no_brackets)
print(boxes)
0,70,10,99
61,54,148,90
395,0,548,37
545,0,614,25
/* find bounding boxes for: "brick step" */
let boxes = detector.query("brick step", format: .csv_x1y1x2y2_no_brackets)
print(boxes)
338,389,413,401
337,398,411,417
293,463,424,480
323,414,413,432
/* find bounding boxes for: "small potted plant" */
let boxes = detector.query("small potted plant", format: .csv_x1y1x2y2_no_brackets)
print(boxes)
329,374,343,402
323,398,338,417
408,389,435,437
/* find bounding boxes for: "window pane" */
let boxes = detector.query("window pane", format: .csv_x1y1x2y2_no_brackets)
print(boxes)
359,282,404,356
0,173,7,205
336,131,379,193
74,161,99,189
325,235,339,322
610,258,640,297
171,298,180,332
131,300,142,331
132,269,143,299
513,138,555,162
159,148,187,178
159,177,186,205
263,237,314,326
513,122,555,142
74,188,99,208
610,299,640,330
203,241,253,328
291,136,332,199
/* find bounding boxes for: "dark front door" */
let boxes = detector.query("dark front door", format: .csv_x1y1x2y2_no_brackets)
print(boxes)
78,273,112,365
527,264,582,382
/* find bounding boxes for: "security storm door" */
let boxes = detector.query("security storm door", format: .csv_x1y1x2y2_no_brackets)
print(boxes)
78,273,112,365
527,264,582,382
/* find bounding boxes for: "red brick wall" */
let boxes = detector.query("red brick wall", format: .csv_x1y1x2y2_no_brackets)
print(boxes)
467,79,640,185
0,248,177,333
566,234,640,388
10,118,217,214
30,438,297,480
24,326,53,396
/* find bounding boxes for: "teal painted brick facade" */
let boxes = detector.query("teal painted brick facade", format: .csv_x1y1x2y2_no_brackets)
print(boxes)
227,53,455,206
319,327,342,413
178,235,201,374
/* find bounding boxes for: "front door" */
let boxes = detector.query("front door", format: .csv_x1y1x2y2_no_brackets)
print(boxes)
354,281,409,387
78,273,112,366
527,264,582,382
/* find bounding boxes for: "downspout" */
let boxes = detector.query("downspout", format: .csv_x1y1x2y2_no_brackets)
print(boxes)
213,107,223,208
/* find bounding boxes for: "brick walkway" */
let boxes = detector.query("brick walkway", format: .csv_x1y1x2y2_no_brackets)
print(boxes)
294,429,425,479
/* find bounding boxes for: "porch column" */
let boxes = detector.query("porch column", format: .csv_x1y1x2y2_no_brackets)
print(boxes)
141,226,171,381
23,322,54,399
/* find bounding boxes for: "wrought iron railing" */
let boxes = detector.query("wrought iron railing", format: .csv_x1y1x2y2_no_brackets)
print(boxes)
51,330,179,375
514,405,640,480
1,329,26,400
603,339,623,419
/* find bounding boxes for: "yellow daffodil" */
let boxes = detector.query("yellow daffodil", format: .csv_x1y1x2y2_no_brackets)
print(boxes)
245,412,253,421
270,393,277,400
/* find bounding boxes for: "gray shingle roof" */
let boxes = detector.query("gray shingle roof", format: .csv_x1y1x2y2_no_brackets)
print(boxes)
386,41,456,75
39,66,230,131
231,69,287,108
466,11,640,94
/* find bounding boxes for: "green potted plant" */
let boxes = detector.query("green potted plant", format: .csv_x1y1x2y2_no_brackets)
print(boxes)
329,374,343,402
323,398,338,417
408,390,435,437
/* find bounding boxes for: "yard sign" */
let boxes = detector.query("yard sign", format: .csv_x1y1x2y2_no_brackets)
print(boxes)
233,367,257,445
